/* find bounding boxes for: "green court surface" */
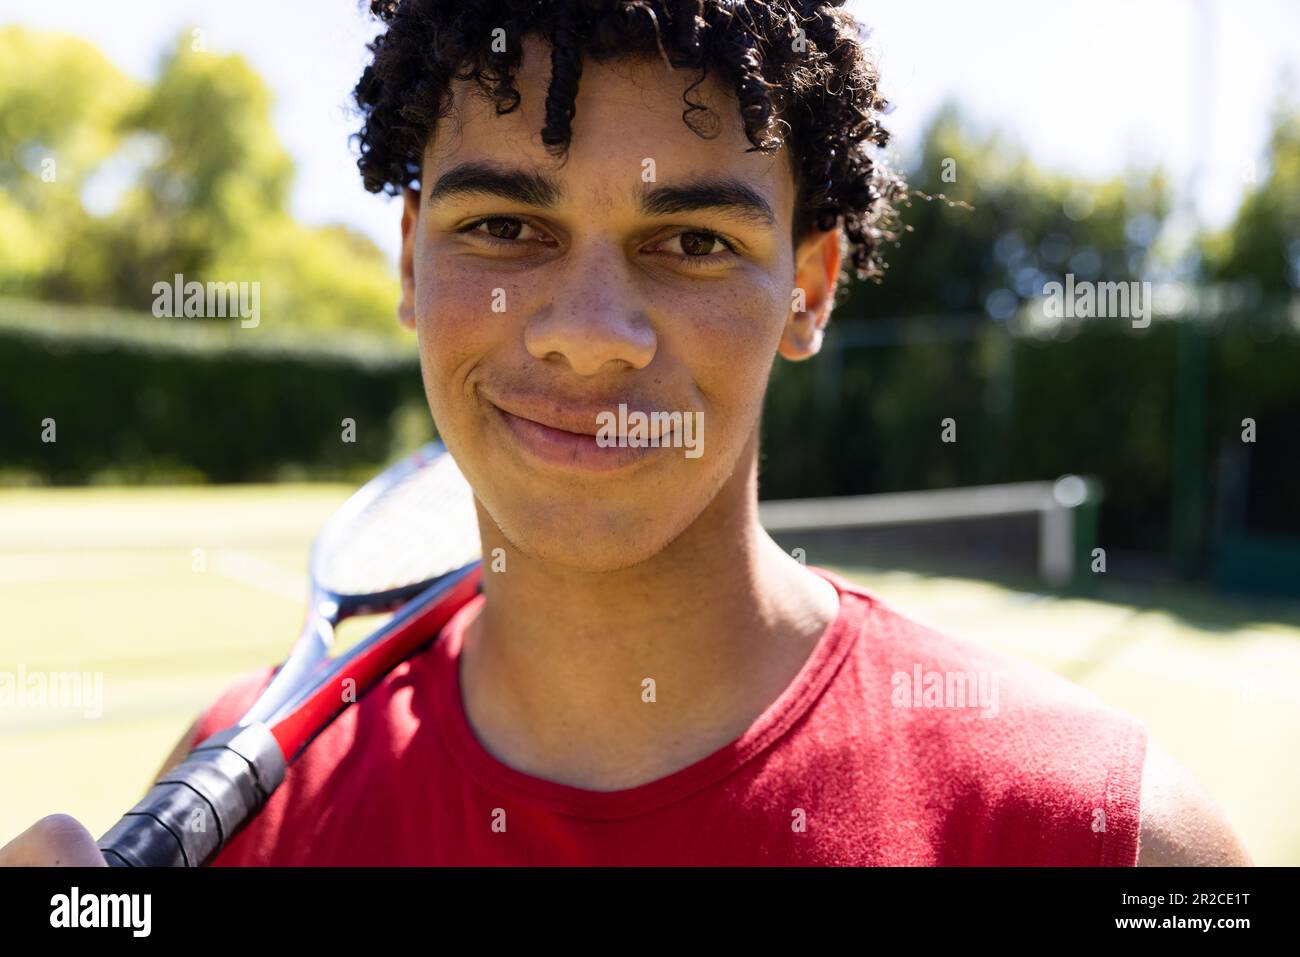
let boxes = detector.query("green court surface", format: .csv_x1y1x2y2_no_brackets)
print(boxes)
2,486,1297,864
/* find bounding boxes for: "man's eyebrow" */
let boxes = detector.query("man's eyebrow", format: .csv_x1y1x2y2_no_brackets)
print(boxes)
426,163,776,228
426,161,562,208
640,177,776,228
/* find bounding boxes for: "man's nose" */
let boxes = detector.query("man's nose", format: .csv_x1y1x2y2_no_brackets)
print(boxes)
522,244,657,376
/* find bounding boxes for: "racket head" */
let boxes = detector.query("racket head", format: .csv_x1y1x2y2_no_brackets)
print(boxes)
100,445,485,867
309,441,481,615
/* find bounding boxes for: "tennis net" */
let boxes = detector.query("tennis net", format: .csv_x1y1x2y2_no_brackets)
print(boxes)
759,476,1101,589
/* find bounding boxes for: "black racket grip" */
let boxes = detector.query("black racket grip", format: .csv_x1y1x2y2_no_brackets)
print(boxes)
98,724,286,867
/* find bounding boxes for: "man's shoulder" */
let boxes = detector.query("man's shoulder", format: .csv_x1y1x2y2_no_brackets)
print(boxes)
820,575,1151,864
1137,744,1253,866
830,579,1251,866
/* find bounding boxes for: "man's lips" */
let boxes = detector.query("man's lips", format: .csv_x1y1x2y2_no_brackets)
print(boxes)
484,390,649,437
483,389,668,473
489,402,658,473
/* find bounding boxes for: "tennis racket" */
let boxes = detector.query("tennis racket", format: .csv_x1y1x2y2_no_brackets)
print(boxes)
97,441,482,866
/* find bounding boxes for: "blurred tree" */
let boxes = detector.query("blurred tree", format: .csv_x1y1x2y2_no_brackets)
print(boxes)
1204,95,1300,295
837,102,1172,322
0,27,401,336
0,27,138,296
100,32,296,300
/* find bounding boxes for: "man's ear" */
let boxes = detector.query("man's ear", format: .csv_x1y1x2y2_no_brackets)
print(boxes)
779,227,842,361
398,186,420,331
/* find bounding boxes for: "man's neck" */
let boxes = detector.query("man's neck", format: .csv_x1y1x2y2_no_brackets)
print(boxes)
457,453,841,791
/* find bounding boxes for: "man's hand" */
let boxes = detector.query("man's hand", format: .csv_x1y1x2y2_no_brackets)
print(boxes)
0,814,107,867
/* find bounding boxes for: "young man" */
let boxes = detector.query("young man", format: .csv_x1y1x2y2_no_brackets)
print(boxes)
3,0,1250,866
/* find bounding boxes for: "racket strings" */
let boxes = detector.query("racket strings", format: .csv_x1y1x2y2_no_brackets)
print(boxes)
317,454,481,596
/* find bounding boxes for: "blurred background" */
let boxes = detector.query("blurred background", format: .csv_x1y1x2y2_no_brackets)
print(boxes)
1,0,1297,862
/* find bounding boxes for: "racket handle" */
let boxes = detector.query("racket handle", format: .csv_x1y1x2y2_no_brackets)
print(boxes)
98,724,286,867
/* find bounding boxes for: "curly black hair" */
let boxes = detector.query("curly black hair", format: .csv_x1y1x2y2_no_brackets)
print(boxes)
353,0,905,283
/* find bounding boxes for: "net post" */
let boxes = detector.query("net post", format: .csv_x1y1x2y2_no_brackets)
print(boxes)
1040,475,1103,594
1070,478,1103,595
1038,502,1073,588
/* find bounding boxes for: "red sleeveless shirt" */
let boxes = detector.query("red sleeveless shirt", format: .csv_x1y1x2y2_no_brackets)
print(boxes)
193,568,1147,865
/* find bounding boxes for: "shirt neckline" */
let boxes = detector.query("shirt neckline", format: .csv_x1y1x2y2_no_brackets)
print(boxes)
428,566,871,820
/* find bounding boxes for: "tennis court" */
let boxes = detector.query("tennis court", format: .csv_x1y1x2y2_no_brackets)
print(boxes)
2,484,1297,863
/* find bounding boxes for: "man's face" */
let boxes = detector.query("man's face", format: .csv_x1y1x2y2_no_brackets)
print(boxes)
400,35,832,571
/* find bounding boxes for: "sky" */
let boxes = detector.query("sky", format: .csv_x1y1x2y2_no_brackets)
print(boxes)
3,0,1297,263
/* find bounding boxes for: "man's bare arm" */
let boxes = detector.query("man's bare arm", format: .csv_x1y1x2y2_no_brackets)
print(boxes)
1137,742,1253,866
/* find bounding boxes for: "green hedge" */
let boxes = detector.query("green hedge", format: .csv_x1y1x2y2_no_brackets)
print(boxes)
0,298,427,483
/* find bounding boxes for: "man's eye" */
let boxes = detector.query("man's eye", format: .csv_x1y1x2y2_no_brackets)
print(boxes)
663,230,737,260
461,217,535,242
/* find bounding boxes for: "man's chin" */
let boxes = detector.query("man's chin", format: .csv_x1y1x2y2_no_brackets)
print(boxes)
484,508,690,574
